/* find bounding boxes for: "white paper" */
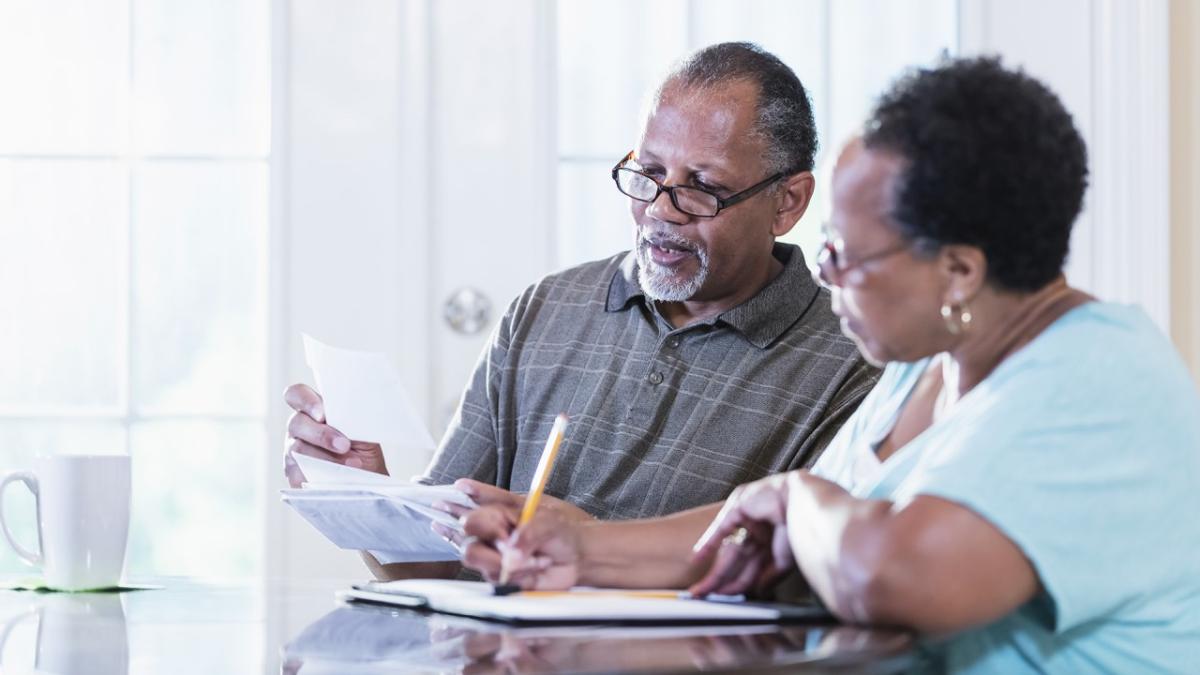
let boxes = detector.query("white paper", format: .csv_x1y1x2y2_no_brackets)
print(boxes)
283,454,476,564
282,490,462,563
292,451,398,487
291,452,473,510
302,334,436,451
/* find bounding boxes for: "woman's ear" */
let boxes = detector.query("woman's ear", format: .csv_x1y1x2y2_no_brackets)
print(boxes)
938,244,988,304
771,172,816,238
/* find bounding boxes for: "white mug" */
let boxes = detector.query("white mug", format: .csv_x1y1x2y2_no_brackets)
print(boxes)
0,454,131,590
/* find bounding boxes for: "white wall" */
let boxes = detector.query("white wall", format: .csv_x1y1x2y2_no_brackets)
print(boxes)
959,0,1171,331
268,0,555,584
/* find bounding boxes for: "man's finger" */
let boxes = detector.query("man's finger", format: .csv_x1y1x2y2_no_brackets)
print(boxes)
456,479,524,508
431,522,466,549
462,505,517,542
462,540,503,581
283,451,306,489
287,438,348,464
286,410,350,454
283,383,325,422
508,512,564,557
434,500,473,519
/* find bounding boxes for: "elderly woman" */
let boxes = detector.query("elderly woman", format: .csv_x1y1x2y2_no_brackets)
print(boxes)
461,58,1200,674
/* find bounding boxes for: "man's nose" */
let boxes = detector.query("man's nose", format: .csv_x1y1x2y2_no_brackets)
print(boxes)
645,187,688,225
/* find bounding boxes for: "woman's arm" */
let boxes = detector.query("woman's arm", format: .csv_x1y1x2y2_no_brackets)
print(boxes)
783,471,1038,633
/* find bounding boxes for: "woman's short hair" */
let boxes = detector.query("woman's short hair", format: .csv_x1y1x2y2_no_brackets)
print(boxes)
863,57,1088,292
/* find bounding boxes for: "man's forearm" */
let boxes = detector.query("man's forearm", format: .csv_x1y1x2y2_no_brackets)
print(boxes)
361,551,461,581
576,502,722,589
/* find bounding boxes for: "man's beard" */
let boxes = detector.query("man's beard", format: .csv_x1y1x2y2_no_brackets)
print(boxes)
635,229,710,302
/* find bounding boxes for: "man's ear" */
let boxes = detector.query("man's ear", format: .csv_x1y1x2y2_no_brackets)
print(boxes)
938,244,988,304
772,171,816,238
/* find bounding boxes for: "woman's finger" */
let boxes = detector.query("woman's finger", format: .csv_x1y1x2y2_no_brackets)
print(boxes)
690,535,752,596
713,545,767,596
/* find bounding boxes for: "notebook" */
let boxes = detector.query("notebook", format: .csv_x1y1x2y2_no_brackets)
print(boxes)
342,579,831,625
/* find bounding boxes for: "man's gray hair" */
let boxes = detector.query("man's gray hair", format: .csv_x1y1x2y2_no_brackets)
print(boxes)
651,42,818,175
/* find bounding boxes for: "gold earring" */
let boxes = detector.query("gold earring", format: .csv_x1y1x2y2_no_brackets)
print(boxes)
941,302,973,335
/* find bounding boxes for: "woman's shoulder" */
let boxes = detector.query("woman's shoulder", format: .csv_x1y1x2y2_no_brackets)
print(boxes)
1011,301,1188,385
978,301,1200,439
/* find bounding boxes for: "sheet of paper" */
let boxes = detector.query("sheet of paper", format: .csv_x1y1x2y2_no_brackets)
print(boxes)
281,491,461,563
292,451,399,487
302,334,436,452
291,454,475,510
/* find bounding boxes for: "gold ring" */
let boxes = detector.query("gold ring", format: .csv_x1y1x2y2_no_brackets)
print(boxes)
722,527,749,547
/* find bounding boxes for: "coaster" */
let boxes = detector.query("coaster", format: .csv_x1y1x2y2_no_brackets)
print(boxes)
0,577,163,593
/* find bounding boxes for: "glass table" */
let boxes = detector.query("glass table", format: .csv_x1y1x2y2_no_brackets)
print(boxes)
0,578,916,674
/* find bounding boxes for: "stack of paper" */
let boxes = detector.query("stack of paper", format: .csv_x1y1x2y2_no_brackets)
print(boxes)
282,335,471,564
282,453,476,563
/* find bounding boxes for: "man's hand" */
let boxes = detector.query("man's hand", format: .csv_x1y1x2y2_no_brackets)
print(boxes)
460,506,583,590
282,383,387,488
435,478,595,522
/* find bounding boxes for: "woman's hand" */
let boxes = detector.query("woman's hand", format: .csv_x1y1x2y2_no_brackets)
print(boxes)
688,473,798,597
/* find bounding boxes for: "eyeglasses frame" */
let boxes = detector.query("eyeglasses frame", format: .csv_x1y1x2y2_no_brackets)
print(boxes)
611,150,786,218
815,234,911,287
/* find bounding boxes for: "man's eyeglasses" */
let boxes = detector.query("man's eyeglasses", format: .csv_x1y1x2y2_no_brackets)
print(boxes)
611,150,784,218
815,233,910,287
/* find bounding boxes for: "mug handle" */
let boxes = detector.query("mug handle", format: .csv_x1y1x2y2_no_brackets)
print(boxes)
0,472,43,566
0,609,39,666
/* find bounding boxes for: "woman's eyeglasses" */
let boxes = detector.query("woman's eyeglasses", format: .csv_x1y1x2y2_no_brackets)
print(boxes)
814,235,910,287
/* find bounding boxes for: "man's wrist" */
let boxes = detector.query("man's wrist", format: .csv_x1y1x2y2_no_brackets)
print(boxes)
574,520,608,585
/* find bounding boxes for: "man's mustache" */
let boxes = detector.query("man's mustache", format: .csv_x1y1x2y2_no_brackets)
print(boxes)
638,229,701,254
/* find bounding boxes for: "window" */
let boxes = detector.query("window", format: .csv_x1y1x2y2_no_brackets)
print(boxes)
0,0,270,579
553,0,957,267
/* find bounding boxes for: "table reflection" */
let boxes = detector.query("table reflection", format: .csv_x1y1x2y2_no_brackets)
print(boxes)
0,581,914,674
0,593,129,675
282,603,914,674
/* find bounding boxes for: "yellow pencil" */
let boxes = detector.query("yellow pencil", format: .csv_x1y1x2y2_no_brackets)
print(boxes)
499,413,569,585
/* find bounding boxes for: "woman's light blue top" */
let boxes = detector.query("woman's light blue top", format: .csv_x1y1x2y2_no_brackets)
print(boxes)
810,302,1200,674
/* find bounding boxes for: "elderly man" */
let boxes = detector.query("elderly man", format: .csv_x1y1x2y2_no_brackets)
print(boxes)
283,42,876,580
